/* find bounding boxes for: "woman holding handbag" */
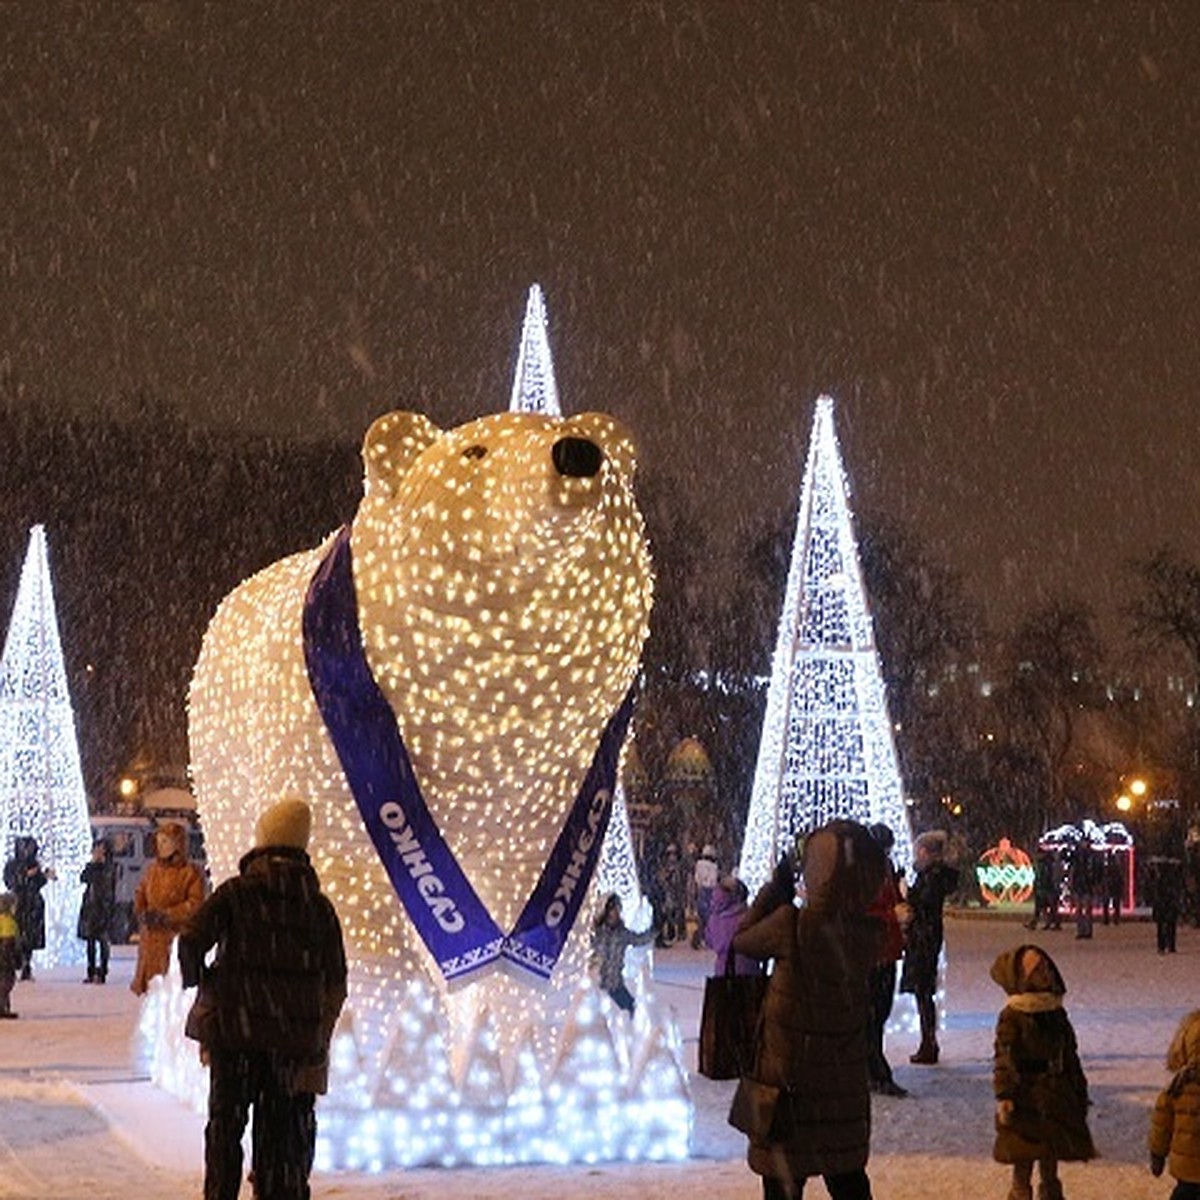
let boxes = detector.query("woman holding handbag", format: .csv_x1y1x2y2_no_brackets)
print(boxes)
731,820,886,1200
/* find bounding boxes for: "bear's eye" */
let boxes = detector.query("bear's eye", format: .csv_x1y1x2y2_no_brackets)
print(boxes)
462,445,488,460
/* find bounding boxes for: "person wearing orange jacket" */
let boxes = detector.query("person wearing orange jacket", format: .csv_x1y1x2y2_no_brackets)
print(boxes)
130,821,205,995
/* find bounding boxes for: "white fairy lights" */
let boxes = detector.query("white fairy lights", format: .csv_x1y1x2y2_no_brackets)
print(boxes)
176,406,687,1167
0,525,90,967
739,397,913,895
508,283,562,417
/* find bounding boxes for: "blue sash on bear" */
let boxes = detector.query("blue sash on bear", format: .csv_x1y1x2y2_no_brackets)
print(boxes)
302,526,632,989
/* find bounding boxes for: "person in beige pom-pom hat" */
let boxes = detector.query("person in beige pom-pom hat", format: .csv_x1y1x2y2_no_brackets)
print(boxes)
179,796,346,1200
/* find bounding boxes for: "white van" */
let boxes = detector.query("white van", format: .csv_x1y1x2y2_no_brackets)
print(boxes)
88,813,208,943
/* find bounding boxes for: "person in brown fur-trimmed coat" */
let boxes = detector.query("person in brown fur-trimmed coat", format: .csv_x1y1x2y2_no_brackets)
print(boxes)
991,944,1095,1200
1149,1008,1200,1198
731,821,886,1200
130,821,205,995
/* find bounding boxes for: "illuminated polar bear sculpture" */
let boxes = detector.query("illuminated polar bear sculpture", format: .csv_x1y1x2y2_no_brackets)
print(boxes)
186,409,689,1168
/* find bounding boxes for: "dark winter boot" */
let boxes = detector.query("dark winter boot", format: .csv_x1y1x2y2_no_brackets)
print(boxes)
1006,1161,1034,1200
1036,1176,1064,1200
909,1040,939,1064
910,995,939,1063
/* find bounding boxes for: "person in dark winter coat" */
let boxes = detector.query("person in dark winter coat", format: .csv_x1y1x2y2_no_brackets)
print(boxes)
179,797,347,1200
1148,858,1184,955
1027,849,1063,932
992,943,1095,1200
590,892,656,1014
865,823,907,1097
77,839,117,983
1101,852,1125,926
1068,841,1100,940
656,843,686,945
1149,1008,1200,1197
731,820,886,1200
899,829,959,1065
2,836,52,981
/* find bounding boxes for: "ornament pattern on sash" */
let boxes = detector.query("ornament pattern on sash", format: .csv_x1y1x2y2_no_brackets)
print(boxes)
302,526,632,988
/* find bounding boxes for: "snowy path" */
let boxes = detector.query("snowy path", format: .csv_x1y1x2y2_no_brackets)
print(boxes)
0,915,1191,1198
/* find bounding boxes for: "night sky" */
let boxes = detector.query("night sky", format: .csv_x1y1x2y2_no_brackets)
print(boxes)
5,3,1199,640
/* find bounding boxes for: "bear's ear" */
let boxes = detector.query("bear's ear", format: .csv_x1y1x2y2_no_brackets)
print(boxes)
362,411,442,499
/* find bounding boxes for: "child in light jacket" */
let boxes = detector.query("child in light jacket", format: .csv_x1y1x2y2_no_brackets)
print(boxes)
1149,1009,1200,1199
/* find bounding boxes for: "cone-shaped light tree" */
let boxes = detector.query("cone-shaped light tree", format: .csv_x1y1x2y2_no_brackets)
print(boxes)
508,282,562,417
0,525,92,966
508,283,648,926
738,397,912,895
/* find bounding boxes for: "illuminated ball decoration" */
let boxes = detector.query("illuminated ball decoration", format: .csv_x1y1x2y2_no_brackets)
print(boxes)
975,838,1035,906
174,408,684,1168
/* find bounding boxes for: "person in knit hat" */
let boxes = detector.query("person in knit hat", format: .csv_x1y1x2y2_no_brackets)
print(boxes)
131,821,205,995
1149,1008,1200,1197
180,795,346,1200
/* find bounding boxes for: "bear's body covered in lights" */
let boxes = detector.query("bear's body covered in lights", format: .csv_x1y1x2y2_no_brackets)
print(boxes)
186,410,690,1167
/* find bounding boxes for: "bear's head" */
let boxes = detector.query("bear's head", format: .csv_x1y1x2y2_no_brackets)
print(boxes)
349,409,653,926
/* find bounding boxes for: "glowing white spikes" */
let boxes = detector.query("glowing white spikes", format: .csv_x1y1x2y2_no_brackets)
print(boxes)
738,397,912,895
508,283,561,416
0,525,91,967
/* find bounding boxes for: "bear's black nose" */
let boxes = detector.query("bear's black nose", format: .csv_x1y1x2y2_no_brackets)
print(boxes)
551,436,604,478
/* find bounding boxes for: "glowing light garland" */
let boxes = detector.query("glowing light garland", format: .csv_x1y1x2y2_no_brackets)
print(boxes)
148,394,687,1168
0,525,91,967
738,397,913,896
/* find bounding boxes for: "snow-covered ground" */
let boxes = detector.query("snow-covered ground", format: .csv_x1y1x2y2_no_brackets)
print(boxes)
0,912,1189,1199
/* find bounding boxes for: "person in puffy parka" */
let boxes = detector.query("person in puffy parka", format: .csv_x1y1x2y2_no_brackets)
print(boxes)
180,797,347,1200
991,943,1095,1200
1149,1008,1200,1198
731,820,886,1200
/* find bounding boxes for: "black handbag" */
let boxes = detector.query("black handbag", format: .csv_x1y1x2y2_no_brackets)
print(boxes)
697,954,769,1080
728,1075,797,1142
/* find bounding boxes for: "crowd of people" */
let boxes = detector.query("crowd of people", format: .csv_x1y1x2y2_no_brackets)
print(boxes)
588,822,1195,1200
2,815,1198,1199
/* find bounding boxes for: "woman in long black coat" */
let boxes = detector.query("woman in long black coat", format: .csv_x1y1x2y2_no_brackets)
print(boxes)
3,836,50,980
78,839,117,983
899,829,959,1065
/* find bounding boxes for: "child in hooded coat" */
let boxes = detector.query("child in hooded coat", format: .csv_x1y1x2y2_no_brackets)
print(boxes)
1149,1008,1200,1198
991,943,1095,1200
